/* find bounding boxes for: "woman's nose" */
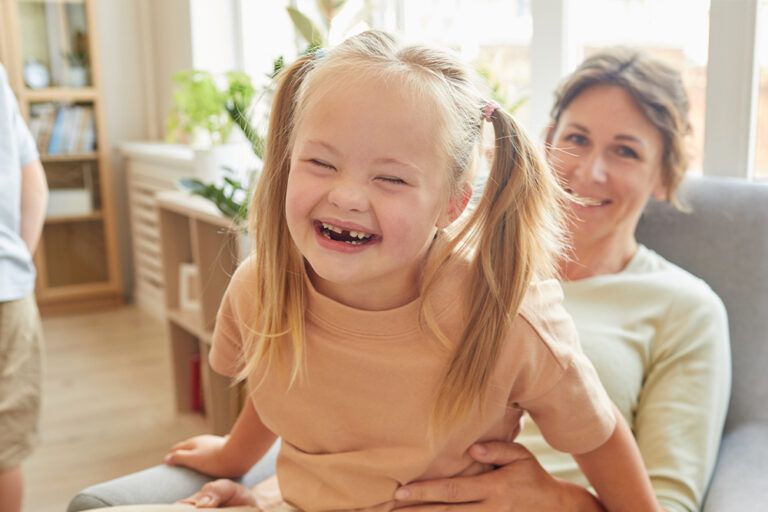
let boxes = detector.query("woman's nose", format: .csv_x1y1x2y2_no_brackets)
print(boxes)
327,177,369,212
574,152,608,183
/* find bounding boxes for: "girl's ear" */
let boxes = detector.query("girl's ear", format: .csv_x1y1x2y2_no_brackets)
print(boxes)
437,182,472,228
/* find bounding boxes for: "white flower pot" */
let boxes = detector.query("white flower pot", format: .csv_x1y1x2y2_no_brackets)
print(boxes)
193,142,254,183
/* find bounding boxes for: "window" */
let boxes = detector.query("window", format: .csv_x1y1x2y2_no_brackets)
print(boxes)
398,0,533,126
573,0,710,173
754,0,768,179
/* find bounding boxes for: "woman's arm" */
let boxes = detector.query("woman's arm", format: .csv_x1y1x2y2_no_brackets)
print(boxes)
165,398,277,478
631,287,730,511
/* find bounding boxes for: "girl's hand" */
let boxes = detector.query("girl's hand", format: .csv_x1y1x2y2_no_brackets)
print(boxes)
164,435,246,478
177,479,258,508
393,441,603,512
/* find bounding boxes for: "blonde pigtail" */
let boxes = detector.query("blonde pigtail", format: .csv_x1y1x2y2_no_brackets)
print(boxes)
237,53,316,388
430,106,568,432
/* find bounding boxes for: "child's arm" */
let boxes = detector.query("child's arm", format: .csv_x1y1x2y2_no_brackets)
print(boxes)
165,398,277,478
573,403,661,512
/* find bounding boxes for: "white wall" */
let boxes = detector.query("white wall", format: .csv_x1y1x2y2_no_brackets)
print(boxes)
95,0,150,298
95,0,198,299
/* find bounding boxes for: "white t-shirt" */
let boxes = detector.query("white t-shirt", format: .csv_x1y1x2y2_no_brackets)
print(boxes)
518,244,731,512
0,64,39,301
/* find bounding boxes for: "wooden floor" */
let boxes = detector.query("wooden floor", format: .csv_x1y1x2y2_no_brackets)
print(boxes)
22,306,208,512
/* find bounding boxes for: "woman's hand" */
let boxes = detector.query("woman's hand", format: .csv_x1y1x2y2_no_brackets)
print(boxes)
164,434,247,478
393,441,605,511
177,479,257,508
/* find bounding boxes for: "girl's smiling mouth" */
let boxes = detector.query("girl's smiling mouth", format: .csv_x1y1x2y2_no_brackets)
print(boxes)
314,220,380,247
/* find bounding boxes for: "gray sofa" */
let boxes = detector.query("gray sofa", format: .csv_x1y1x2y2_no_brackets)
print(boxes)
68,176,768,511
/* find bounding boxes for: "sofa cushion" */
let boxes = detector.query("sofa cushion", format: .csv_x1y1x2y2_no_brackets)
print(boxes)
637,176,768,430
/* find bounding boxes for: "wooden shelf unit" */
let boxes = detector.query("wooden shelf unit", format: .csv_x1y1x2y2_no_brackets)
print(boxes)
0,0,122,313
157,190,244,435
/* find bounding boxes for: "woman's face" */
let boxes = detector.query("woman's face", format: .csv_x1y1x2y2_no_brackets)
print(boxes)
547,84,666,255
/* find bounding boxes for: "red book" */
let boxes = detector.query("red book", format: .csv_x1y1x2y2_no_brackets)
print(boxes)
190,353,203,412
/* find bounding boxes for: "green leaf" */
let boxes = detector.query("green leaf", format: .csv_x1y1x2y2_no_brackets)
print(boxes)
287,6,327,48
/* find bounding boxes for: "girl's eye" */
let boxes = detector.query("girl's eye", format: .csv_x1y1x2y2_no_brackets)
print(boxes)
616,146,640,159
377,176,406,185
310,159,335,170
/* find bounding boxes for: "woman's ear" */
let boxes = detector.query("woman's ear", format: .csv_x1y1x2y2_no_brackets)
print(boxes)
437,182,472,228
543,123,556,160
651,170,669,201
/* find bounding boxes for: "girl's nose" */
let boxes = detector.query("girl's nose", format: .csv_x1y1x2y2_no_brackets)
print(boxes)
327,178,369,212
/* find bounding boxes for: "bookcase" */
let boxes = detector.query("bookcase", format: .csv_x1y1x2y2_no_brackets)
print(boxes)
0,0,121,313
157,190,245,435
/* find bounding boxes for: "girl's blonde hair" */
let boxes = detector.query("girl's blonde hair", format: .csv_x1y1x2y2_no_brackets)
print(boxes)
549,47,692,207
239,30,567,433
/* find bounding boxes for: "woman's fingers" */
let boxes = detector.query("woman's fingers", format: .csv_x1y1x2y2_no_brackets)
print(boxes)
468,442,533,466
394,473,490,503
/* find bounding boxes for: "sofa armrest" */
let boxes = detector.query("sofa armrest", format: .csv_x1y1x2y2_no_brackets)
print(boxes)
66,465,214,512
67,442,279,511
703,422,768,512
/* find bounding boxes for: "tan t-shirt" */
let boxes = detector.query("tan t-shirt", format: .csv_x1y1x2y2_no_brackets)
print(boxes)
210,256,616,511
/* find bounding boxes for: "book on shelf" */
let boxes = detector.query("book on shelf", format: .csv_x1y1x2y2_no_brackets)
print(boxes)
29,103,96,156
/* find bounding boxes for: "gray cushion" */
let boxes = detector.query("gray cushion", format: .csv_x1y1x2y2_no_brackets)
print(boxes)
702,422,768,511
637,176,768,430
67,442,279,511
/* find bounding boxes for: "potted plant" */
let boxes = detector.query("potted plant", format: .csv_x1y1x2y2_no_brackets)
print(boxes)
64,31,89,87
166,70,259,183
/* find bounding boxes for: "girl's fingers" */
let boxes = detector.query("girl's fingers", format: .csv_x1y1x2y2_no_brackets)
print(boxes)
164,449,195,465
170,438,196,451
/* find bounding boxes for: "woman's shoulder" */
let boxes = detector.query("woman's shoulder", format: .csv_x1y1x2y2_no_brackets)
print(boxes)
631,245,726,314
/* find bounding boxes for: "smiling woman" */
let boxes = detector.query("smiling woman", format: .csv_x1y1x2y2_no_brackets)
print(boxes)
548,84,668,280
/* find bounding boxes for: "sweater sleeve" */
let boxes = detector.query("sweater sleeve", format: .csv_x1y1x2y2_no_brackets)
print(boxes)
633,283,730,512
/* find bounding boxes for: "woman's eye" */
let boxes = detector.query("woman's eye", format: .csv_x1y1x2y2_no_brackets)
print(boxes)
377,176,406,185
309,159,335,170
616,146,640,159
563,133,588,146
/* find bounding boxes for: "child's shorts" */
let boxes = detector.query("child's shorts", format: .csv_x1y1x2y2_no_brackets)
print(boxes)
0,294,43,471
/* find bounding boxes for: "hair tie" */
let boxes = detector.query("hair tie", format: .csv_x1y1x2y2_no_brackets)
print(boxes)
481,101,499,122
313,47,327,59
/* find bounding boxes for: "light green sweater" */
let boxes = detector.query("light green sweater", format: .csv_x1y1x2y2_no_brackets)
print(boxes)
518,245,731,512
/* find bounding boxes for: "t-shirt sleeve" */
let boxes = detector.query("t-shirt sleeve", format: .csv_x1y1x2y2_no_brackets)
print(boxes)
514,280,616,454
209,257,257,377
1,66,39,166
633,283,730,512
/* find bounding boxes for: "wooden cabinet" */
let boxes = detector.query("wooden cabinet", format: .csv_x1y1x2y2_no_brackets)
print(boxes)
157,190,244,434
122,143,198,319
0,0,121,312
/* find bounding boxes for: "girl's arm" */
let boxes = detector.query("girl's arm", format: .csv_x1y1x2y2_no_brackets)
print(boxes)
165,398,277,478
573,403,661,512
